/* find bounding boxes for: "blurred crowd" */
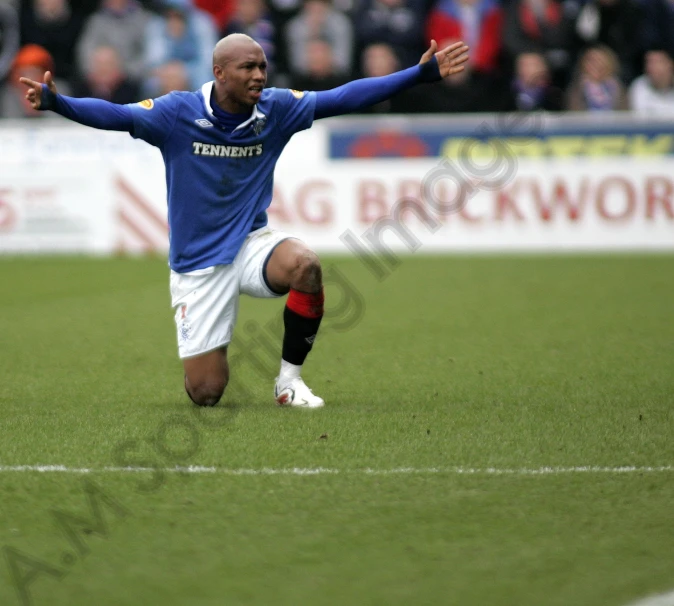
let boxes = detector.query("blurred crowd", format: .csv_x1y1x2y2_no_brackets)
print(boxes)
1,0,673,118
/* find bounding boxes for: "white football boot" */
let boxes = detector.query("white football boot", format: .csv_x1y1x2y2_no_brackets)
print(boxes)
274,376,325,408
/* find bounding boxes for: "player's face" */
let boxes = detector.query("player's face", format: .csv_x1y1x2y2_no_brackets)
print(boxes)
220,48,268,107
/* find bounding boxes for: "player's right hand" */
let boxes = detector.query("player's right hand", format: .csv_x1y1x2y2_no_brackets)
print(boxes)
19,71,58,110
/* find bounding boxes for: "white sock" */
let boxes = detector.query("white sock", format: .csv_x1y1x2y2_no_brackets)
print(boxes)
279,359,302,383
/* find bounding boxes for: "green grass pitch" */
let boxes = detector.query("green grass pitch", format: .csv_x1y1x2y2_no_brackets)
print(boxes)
0,254,673,606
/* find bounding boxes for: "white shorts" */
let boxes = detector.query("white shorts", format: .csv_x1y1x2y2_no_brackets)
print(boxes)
169,227,296,359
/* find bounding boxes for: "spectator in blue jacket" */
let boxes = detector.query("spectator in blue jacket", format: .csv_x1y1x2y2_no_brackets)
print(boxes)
144,0,218,95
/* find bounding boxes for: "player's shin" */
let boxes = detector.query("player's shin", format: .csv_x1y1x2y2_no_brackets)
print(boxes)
275,288,325,407
279,288,324,381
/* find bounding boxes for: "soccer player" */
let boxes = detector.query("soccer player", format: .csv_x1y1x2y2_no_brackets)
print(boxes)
20,34,469,409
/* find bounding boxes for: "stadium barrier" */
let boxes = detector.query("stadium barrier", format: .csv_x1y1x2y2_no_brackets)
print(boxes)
0,113,672,254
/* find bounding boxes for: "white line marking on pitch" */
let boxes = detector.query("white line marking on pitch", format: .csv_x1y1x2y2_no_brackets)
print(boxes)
624,589,674,606
0,465,672,475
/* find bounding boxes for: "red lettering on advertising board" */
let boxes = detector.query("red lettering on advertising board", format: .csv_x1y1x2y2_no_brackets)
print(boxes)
530,178,588,221
396,180,431,222
645,177,674,220
358,180,388,223
397,180,422,207
596,176,636,221
0,189,17,231
495,183,524,221
269,186,293,223
296,181,334,225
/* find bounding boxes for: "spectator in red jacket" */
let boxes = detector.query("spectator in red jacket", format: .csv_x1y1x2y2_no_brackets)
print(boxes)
194,0,236,31
426,0,503,74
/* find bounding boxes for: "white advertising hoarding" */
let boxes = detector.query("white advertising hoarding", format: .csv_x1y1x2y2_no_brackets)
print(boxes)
0,118,672,254
0,164,115,253
268,156,674,252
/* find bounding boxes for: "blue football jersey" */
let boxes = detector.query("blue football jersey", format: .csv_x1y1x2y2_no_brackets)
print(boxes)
127,83,316,273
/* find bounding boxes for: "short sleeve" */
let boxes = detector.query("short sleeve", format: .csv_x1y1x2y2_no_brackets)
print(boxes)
126,94,180,147
274,89,317,137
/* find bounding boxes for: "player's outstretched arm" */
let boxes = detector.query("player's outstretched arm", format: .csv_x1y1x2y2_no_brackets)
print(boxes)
19,70,133,131
313,40,469,120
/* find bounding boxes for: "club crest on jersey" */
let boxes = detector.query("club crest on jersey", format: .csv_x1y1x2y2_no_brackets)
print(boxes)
253,117,266,135
138,99,154,110
195,118,213,128
290,90,304,99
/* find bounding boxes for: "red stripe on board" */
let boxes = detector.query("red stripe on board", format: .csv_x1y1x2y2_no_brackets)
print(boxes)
116,177,168,232
119,209,156,250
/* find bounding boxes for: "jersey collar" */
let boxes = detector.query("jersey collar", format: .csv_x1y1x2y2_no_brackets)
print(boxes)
200,81,266,131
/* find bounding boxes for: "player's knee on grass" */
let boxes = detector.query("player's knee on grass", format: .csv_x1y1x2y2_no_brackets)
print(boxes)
291,250,322,292
186,377,228,407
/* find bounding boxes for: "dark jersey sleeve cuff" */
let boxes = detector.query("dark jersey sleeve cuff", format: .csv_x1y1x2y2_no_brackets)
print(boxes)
418,57,442,84
39,83,58,111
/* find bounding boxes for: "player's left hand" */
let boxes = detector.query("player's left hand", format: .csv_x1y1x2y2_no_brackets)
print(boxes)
420,40,469,78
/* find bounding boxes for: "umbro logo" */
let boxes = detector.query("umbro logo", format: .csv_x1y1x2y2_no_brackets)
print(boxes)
195,119,213,128
305,335,316,345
